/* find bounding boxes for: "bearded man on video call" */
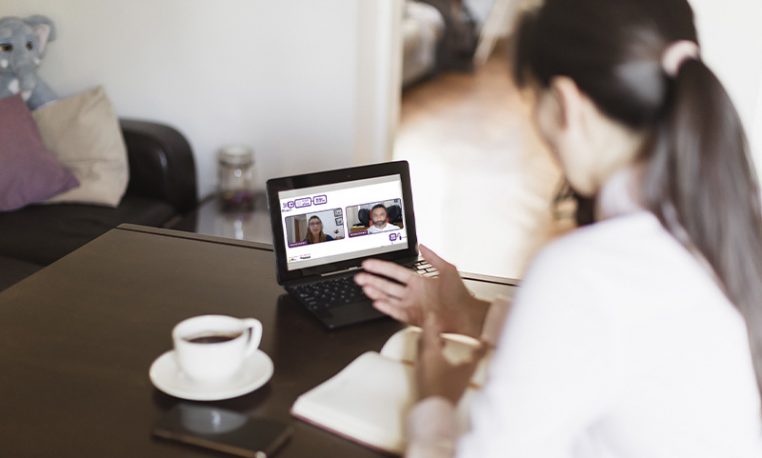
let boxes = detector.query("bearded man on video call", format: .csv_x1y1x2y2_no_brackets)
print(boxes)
367,204,400,234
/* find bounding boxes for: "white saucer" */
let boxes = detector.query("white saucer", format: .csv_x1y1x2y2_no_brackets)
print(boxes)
149,349,273,401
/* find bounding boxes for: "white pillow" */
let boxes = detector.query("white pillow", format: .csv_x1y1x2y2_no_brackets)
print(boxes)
33,86,128,207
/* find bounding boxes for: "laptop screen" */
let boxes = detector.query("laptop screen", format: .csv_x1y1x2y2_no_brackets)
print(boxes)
268,161,418,284
278,174,409,271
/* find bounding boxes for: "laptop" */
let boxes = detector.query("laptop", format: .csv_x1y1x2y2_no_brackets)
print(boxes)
267,161,433,329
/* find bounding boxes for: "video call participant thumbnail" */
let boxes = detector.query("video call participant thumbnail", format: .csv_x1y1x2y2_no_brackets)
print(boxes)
368,204,400,234
285,209,345,247
304,215,333,244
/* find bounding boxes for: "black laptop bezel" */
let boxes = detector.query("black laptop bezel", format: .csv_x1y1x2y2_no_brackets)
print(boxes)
267,161,419,285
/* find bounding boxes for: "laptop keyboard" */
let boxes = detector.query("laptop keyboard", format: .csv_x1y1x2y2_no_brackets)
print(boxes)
413,260,438,277
290,276,367,310
290,260,438,310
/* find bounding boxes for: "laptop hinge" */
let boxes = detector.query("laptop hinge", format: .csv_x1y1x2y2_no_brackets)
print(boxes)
320,266,361,277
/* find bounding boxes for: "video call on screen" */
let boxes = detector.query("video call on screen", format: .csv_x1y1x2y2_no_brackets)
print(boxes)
279,176,409,270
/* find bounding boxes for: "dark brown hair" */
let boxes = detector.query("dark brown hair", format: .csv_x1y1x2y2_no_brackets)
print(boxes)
514,0,762,400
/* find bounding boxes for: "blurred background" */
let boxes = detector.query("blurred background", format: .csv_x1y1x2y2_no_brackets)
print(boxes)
3,0,760,278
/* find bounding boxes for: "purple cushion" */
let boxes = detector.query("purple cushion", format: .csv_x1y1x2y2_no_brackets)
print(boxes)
0,96,79,211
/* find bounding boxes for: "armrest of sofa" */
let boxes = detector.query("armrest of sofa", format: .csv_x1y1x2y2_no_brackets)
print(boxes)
120,119,198,213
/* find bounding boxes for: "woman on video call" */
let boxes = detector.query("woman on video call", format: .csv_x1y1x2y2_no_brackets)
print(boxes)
355,0,762,456
303,215,334,244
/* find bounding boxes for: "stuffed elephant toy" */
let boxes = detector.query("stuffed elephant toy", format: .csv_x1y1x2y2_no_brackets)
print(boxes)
0,15,57,109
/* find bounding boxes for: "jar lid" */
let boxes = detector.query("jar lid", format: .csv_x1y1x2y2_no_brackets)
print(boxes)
218,145,254,165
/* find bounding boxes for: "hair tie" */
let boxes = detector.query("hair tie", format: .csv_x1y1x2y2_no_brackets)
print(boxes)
661,40,700,77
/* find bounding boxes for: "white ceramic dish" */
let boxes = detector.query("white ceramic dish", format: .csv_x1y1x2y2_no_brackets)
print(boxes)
149,349,273,401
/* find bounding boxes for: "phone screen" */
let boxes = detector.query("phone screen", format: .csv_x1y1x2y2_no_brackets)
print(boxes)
153,404,292,457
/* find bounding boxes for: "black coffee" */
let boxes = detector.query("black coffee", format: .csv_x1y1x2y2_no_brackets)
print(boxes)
185,332,242,344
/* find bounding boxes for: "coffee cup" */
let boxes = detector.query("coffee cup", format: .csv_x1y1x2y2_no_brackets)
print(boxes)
173,315,262,383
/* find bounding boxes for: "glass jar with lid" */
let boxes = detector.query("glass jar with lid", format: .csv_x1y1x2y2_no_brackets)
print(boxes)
217,145,256,211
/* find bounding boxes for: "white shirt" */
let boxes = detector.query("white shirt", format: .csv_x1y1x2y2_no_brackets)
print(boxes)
407,172,762,457
368,222,400,233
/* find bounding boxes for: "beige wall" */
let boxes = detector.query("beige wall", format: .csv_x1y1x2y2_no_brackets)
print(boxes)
2,0,402,197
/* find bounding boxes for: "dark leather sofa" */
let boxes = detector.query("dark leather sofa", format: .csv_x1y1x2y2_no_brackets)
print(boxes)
0,120,198,291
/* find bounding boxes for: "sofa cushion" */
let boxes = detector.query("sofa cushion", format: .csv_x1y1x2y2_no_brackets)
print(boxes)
0,95,79,211
33,86,129,207
0,195,175,265
0,256,42,291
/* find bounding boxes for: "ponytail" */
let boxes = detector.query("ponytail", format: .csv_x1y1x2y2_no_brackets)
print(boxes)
513,0,762,403
641,59,762,397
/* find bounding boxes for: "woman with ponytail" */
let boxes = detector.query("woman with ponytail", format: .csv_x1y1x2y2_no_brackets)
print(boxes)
354,0,762,456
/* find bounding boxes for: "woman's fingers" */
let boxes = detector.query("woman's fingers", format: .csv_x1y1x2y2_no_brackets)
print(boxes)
355,273,408,300
421,313,444,349
416,313,481,403
360,283,384,300
361,285,412,319
372,300,413,324
472,341,489,361
419,244,455,272
361,259,415,284
416,314,450,400
360,283,403,305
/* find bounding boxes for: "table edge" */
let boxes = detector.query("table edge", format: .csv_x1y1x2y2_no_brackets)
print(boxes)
117,224,275,252
117,224,519,286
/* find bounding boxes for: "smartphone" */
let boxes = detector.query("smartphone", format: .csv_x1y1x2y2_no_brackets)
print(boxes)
153,404,293,457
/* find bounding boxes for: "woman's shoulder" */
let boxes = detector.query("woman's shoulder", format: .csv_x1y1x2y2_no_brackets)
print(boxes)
507,212,663,321
538,211,661,263
521,211,665,289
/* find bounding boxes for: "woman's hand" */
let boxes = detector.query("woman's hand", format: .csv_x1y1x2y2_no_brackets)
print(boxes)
354,245,490,338
416,315,486,403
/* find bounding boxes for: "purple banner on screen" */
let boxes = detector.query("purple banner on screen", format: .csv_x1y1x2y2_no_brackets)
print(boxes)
349,230,368,238
288,241,308,248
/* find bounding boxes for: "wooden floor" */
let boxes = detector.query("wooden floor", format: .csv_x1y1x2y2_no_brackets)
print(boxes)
394,45,571,279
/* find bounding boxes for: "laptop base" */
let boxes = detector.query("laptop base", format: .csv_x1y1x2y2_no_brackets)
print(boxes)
302,299,388,330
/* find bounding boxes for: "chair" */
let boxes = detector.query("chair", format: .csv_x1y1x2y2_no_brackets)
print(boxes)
357,208,370,227
387,204,403,224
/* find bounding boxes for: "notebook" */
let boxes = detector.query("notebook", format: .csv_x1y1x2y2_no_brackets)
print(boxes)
290,327,490,454
267,161,431,329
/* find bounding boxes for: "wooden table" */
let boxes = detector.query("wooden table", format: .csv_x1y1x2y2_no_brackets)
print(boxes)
0,225,515,457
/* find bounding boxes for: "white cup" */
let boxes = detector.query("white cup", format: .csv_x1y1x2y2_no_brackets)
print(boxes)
173,315,263,384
